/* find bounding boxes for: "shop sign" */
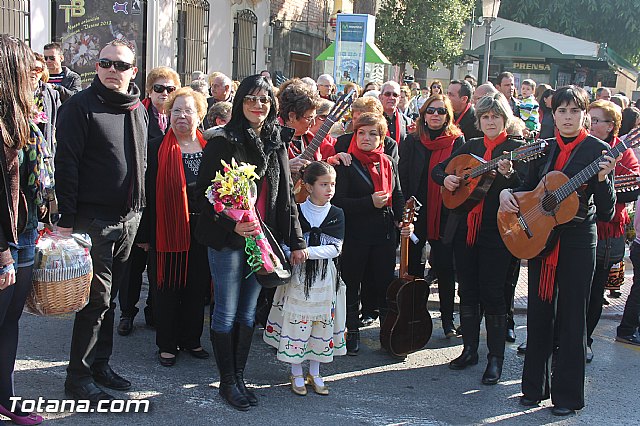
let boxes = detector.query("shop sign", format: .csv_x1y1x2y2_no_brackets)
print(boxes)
512,62,551,72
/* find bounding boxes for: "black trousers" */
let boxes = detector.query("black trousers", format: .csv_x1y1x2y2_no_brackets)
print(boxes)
341,237,397,329
152,235,208,355
118,244,152,319
522,245,594,410
618,241,640,336
408,236,455,323
586,259,611,346
504,258,520,326
66,214,141,385
453,238,512,315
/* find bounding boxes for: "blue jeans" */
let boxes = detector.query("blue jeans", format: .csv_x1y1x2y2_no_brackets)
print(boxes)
208,247,262,333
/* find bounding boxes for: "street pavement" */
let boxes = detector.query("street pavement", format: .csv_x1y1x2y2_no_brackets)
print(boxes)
9,298,640,425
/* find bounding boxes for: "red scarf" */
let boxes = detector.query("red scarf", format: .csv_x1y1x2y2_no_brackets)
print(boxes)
348,133,393,206
156,128,207,287
597,137,631,240
454,103,471,126
421,129,461,240
539,128,589,301
466,130,508,246
386,110,402,144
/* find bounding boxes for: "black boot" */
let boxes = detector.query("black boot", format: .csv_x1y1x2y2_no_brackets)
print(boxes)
482,314,506,385
346,302,360,356
233,324,258,406
346,329,360,355
505,312,516,342
210,330,250,411
449,305,480,370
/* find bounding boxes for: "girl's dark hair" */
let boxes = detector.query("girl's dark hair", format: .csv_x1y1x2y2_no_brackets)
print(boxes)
539,88,556,108
551,85,589,113
620,107,640,137
0,34,35,149
226,74,277,135
302,161,335,185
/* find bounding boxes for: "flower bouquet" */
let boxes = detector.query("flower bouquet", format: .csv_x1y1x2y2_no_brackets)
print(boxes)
205,158,281,276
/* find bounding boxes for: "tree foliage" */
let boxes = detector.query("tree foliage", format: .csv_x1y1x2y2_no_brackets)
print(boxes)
499,0,640,65
375,0,473,79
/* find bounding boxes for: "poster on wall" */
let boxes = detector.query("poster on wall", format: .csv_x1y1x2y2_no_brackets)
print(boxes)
53,0,146,90
334,15,369,92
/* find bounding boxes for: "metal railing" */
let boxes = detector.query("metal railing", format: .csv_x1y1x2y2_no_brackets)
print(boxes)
1,0,30,44
232,9,256,81
176,0,209,85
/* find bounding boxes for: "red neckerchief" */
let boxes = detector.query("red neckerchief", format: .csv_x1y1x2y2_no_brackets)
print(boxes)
420,129,461,240
466,130,508,246
539,128,589,301
454,103,471,126
386,110,402,144
348,133,393,206
597,136,633,239
156,128,207,287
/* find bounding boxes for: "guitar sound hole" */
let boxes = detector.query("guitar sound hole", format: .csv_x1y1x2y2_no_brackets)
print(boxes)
541,193,558,213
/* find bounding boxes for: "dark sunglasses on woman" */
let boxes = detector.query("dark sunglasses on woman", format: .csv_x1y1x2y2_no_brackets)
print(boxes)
97,58,134,72
425,107,447,115
153,84,177,94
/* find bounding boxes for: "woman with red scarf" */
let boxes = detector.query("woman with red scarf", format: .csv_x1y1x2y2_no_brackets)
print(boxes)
136,87,210,367
500,86,616,416
333,112,406,355
399,95,465,338
585,100,639,362
433,93,524,385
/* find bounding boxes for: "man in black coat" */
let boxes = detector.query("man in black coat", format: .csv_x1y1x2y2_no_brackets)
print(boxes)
379,81,412,145
55,39,148,406
448,79,483,140
43,42,82,102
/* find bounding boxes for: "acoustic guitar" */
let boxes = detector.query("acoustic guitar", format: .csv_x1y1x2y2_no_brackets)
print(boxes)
292,89,356,203
442,139,548,211
380,197,433,357
614,173,640,194
498,128,640,260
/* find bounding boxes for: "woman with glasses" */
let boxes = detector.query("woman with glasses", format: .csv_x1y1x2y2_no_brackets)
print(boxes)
195,75,306,410
430,80,443,96
399,95,465,339
584,100,639,363
117,67,182,337
433,93,524,385
136,87,210,367
31,52,61,157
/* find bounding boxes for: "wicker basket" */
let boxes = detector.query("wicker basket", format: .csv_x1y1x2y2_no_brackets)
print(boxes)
25,266,92,316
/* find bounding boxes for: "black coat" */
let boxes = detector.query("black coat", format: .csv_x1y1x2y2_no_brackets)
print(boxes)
146,103,166,141
195,125,305,251
54,66,82,102
37,81,61,156
455,105,483,140
385,110,412,145
333,156,404,244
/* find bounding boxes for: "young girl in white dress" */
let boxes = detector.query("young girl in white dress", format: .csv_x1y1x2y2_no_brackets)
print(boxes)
264,161,346,396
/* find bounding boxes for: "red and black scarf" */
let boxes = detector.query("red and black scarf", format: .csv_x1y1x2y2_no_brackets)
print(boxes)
156,128,207,287
348,133,393,206
421,129,461,240
386,110,402,144
466,130,508,246
539,128,589,301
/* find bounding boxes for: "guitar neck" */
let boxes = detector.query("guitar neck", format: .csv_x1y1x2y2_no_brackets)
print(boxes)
299,117,336,162
468,152,510,178
553,138,630,203
399,235,409,278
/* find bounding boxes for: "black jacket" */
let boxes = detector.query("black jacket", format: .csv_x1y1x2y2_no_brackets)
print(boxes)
146,103,166,141
36,81,61,156
432,137,525,247
399,133,465,239
455,105,483,140
333,157,404,244
195,125,305,251
54,66,82,102
385,110,412,145
539,106,555,139
55,84,149,227
334,133,399,163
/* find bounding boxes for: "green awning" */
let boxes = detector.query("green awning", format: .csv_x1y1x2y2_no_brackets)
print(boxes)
315,42,391,64
603,47,639,82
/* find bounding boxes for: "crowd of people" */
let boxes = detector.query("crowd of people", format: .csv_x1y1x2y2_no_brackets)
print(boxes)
1,33,640,424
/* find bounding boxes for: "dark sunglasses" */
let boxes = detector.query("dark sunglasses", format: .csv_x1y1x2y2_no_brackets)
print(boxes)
153,84,176,94
43,55,57,61
425,107,447,115
383,91,399,98
97,58,134,71
243,95,271,105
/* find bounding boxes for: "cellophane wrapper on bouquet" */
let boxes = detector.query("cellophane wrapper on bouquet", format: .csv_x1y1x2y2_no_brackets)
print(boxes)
205,158,281,275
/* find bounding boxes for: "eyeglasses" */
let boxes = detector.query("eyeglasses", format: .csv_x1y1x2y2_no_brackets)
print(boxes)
301,114,316,123
153,84,176,94
425,107,447,115
43,55,57,61
243,95,271,105
591,118,613,125
315,115,328,122
383,92,399,98
431,85,442,90
171,108,196,117
97,58,134,71
32,66,44,73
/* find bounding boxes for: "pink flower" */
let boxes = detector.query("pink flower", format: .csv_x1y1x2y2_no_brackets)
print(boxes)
214,202,225,213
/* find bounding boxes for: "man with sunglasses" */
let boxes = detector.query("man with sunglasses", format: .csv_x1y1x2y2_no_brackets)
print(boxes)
55,39,148,407
43,41,82,102
378,81,411,145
